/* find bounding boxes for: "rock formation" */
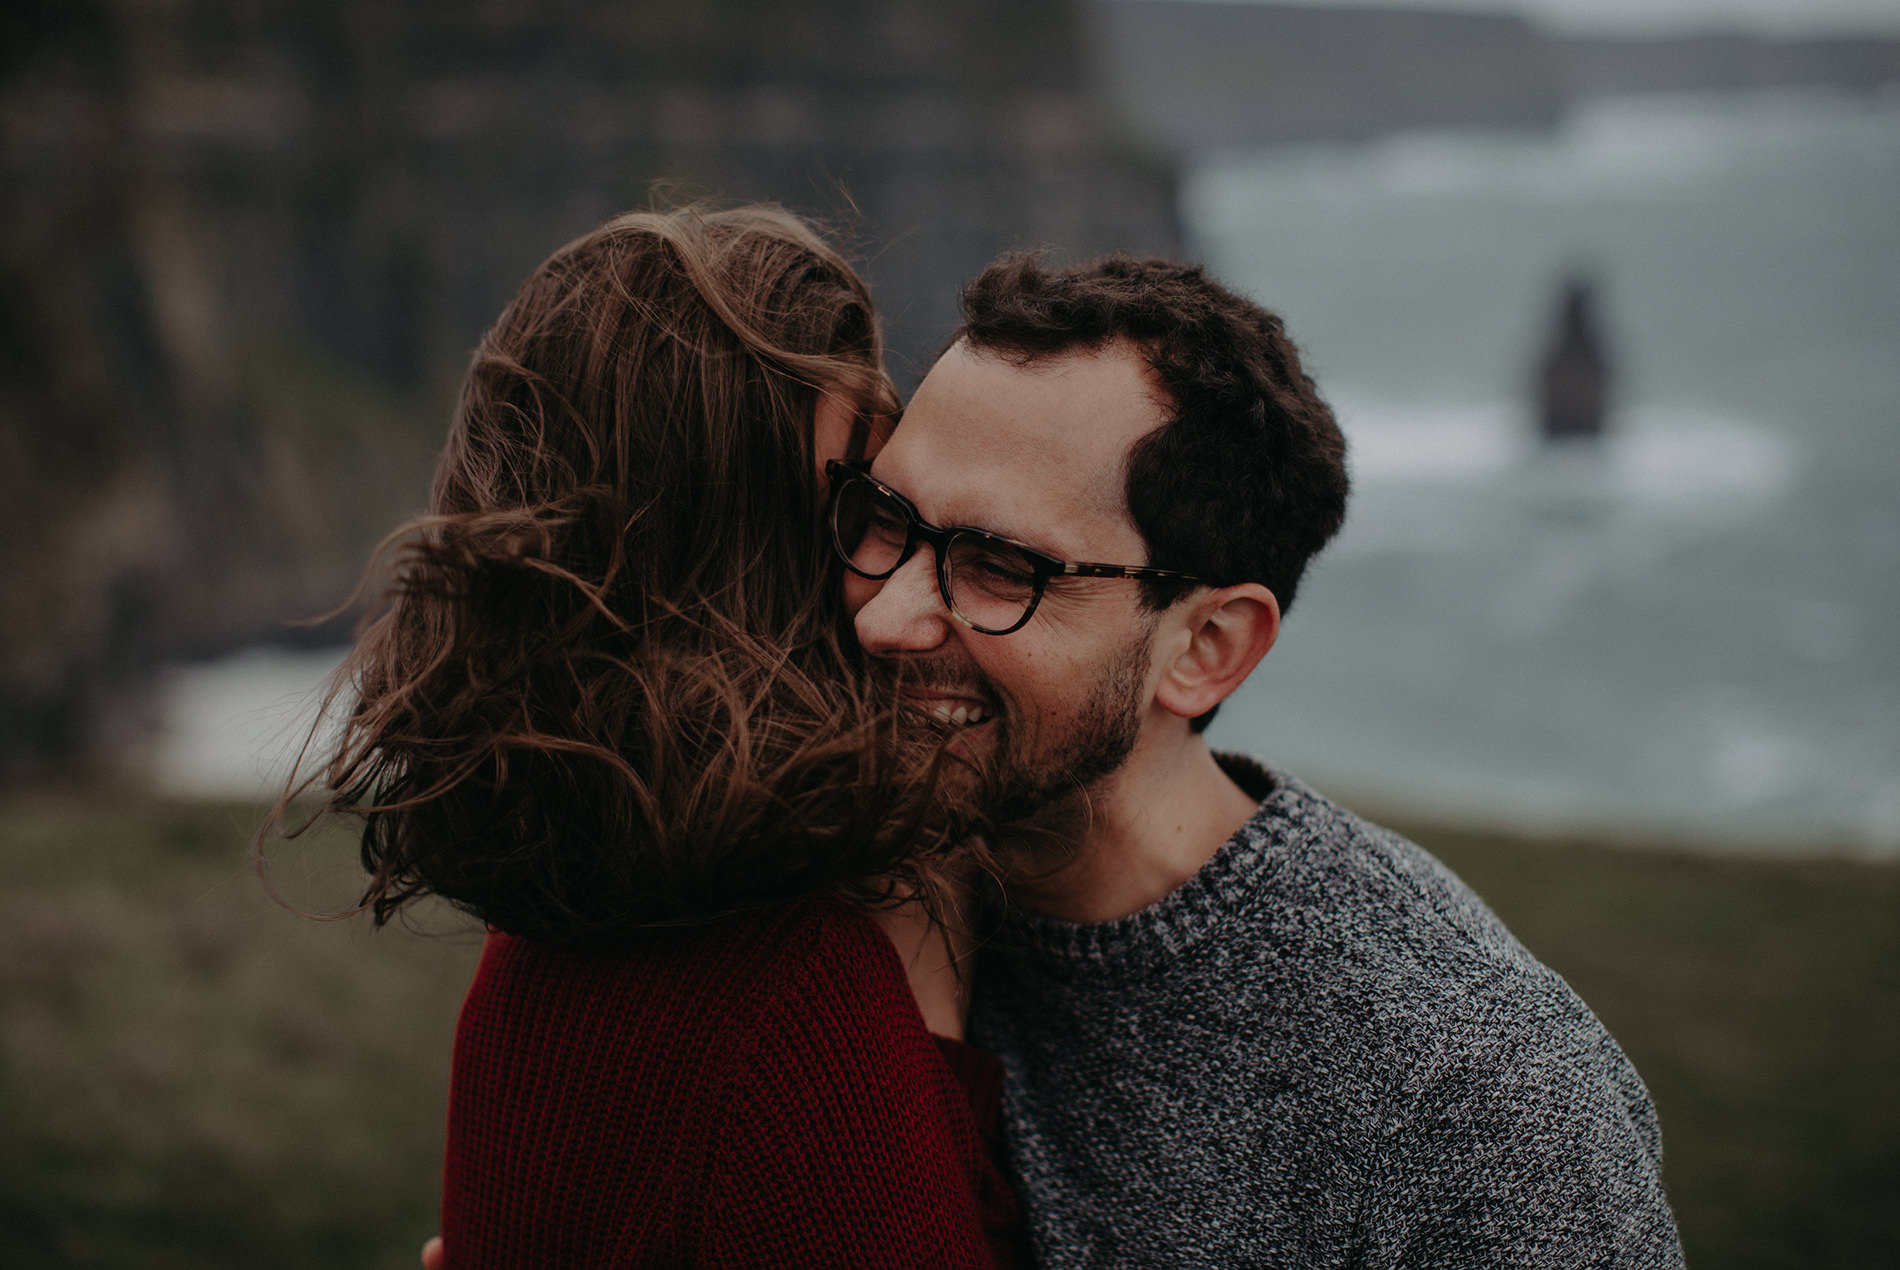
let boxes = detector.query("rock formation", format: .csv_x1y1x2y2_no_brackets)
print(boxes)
1536,277,1612,442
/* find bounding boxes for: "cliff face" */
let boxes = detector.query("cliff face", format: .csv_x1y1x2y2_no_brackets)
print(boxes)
1090,1,1900,154
0,0,1179,772
1561,34,1900,97
1089,2,1569,150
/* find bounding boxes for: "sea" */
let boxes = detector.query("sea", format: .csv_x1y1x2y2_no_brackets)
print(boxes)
153,85,1900,855
1188,85,1900,854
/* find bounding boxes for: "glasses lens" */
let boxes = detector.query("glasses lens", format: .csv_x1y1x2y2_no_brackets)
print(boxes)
945,534,1043,632
831,474,911,578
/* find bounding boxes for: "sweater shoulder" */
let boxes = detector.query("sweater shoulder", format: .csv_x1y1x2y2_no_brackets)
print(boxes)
1247,775,1562,1002
462,894,906,1043
443,897,957,1267
1236,779,1663,1155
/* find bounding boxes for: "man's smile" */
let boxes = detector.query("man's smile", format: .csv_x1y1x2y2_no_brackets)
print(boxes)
899,691,993,729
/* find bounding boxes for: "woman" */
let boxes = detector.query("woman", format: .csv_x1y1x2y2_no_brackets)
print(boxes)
289,206,1025,1266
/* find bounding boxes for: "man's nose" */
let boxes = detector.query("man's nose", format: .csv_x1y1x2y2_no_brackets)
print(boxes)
850,547,952,656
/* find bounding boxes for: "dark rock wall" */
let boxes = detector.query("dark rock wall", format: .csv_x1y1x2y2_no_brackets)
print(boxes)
1089,2,1568,150
0,0,1179,772
1561,34,1900,97
1091,1,1900,154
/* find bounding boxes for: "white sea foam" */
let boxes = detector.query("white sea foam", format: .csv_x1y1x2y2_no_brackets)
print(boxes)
1605,406,1798,509
148,645,352,801
1332,396,1528,484
1333,391,1797,501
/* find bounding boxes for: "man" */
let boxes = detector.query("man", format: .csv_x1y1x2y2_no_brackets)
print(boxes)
831,253,1683,1267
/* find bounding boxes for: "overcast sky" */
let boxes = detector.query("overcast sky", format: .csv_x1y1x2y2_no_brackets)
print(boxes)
1164,0,1900,38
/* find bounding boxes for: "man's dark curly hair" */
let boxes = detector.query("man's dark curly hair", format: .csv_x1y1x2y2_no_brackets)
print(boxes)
954,252,1349,730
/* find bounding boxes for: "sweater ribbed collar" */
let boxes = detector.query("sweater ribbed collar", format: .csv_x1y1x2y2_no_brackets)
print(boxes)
984,754,1316,980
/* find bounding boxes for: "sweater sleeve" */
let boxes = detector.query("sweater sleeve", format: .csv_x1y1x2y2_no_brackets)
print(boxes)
1359,1005,1683,1270
695,953,1002,1268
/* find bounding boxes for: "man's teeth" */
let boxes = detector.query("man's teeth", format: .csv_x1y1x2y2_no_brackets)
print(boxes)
930,703,989,726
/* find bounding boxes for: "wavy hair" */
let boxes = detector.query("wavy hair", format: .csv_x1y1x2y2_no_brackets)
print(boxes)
273,205,980,944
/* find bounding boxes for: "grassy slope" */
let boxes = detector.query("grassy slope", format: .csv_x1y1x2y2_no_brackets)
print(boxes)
0,788,1894,1267
0,789,482,1270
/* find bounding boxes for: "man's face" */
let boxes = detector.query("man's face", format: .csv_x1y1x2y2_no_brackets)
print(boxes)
843,339,1172,820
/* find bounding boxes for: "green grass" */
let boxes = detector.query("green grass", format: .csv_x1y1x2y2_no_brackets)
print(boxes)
0,787,482,1269
0,786,1894,1266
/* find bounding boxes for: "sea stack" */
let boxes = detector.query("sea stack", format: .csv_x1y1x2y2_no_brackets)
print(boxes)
1537,277,1612,441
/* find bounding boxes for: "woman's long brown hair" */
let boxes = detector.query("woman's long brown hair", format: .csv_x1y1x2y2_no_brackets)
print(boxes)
271,205,978,944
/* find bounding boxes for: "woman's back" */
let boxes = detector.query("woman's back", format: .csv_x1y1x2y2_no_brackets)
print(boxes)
443,895,1024,1267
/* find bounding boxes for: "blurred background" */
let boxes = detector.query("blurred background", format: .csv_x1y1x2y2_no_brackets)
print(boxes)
2,0,1895,1266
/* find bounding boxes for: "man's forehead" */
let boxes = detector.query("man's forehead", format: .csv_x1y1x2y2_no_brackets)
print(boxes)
875,340,1165,550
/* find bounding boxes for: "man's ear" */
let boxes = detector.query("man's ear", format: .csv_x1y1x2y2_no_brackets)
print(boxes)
1153,584,1280,722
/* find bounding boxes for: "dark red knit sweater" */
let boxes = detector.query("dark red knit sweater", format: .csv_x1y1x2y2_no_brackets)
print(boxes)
441,895,1029,1268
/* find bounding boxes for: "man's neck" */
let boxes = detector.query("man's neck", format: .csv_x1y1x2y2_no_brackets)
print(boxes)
1004,735,1260,925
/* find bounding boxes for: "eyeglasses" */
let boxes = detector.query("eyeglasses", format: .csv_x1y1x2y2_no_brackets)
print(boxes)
826,460,1203,636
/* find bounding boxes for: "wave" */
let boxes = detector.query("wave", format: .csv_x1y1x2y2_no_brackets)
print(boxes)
1330,389,1786,513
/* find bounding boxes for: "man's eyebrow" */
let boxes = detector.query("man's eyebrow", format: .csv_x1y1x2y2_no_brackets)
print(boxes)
953,507,1084,563
874,472,1020,549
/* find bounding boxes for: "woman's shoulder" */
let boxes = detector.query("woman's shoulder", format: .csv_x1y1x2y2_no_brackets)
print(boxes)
448,896,948,1177
463,894,912,1047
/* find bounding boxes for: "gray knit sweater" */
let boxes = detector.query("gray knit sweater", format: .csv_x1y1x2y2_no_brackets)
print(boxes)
969,757,1683,1269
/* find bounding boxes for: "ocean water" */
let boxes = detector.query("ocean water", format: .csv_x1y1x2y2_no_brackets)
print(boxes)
1187,86,1900,853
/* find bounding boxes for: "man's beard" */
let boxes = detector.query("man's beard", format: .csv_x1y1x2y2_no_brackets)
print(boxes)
980,635,1140,832
964,632,1151,833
